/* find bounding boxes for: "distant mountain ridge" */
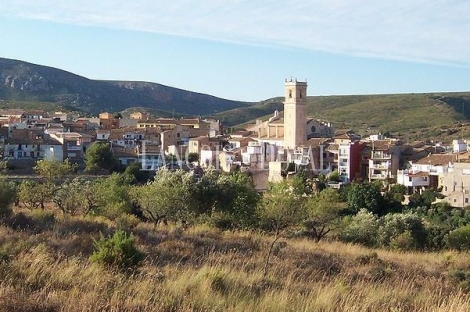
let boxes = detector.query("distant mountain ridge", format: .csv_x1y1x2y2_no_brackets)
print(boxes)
0,57,252,115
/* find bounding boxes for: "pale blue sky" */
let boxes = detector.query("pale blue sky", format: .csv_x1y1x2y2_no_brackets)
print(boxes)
0,0,470,102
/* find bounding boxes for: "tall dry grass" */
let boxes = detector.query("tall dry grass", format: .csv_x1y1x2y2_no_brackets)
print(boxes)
1,208,470,311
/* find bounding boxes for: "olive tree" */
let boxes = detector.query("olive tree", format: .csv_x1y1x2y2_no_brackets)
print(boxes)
259,181,307,276
303,187,345,242
34,158,77,180
0,176,17,216
18,180,55,210
131,169,195,226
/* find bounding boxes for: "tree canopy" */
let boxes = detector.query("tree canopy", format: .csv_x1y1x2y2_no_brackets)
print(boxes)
85,142,119,173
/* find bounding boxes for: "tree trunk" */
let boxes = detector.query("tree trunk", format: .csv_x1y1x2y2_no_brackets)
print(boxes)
263,227,280,278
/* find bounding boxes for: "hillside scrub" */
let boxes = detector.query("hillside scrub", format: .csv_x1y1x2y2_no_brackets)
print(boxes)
0,208,470,311
1,169,470,309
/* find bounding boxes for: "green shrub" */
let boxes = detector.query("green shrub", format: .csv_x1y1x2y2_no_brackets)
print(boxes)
30,209,56,229
0,178,17,217
90,230,145,270
356,252,379,265
115,214,140,230
449,268,470,292
445,225,470,250
0,244,11,263
377,212,427,250
209,212,236,230
389,230,416,251
340,209,379,247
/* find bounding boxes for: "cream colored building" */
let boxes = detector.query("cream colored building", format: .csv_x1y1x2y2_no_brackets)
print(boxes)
245,80,334,149
439,161,470,208
130,112,150,120
283,79,307,149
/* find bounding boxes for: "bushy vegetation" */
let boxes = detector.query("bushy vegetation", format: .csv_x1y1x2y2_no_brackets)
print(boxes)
7,164,470,252
90,230,145,270
2,164,470,310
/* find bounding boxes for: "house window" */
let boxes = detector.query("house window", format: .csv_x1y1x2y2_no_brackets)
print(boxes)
454,199,457,203
466,198,469,204
289,90,292,98
409,177,412,182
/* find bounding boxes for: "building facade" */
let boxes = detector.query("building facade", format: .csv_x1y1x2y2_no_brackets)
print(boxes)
283,79,307,149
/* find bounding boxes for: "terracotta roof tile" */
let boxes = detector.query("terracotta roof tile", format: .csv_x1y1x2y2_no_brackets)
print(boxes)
415,154,457,165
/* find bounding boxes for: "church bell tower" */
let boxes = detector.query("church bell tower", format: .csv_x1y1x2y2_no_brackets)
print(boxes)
283,78,307,149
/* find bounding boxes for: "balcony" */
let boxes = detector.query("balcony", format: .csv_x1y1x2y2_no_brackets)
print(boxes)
370,164,389,170
370,173,388,179
67,145,82,151
371,152,391,159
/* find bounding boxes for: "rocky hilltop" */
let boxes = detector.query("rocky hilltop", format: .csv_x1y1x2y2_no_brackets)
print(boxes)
0,58,251,115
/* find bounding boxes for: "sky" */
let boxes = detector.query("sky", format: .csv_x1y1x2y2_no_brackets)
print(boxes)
0,0,470,102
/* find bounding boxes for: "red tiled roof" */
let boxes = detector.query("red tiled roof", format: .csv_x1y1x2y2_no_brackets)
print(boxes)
415,154,457,165
306,138,332,147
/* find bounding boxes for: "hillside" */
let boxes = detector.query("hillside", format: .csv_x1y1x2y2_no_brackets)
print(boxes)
1,208,469,311
210,98,284,126
2,57,470,141
227,93,470,141
0,57,252,115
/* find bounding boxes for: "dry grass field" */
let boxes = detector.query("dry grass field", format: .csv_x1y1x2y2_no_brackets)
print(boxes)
1,207,470,311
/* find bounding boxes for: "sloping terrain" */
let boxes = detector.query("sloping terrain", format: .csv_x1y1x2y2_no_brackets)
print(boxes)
0,57,252,115
226,93,470,141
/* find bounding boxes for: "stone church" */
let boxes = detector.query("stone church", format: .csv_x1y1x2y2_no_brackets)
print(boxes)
246,79,335,148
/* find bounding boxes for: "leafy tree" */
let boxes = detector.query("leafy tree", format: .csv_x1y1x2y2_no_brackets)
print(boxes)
191,168,220,215
124,162,150,184
347,181,384,215
302,187,345,242
259,181,306,276
408,193,424,208
382,185,405,214
0,177,17,216
187,152,199,163
408,189,438,209
340,209,379,246
34,158,77,180
422,189,437,208
94,173,134,217
18,180,55,210
419,202,470,250
85,142,118,174
445,225,470,250
328,170,340,182
113,112,123,119
53,178,99,215
132,169,195,226
291,169,312,196
390,184,407,196
377,212,427,250
212,171,260,229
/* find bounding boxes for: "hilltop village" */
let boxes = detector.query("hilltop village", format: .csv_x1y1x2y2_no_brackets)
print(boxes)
1,79,469,207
